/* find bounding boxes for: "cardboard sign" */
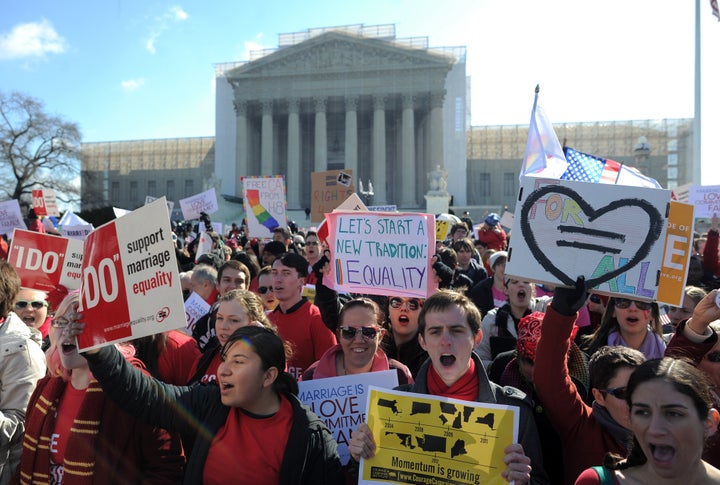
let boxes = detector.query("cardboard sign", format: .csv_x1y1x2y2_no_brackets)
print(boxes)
657,201,695,306
77,197,184,352
179,188,219,220
311,170,355,223
8,229,84,308
184,291,211,334
325,211,437,299
242,176,287,238
298,370,398,465
31,188,60,217
506,178,671,300
359,387,518,485
436,220,451,241
688,185,720,218
0,199,27,235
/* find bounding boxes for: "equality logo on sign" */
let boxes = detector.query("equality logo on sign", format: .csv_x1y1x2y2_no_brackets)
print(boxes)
520,184,664,288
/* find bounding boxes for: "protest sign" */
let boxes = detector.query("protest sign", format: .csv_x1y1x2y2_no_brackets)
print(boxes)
31,188,60,217
368,205,397,212
311,170,355,223
673,183,691,204
298,370,398,465
324,211,437,299
657,201,695,306
0,199,27,235
242,176,287,238
436,220,451,241
506,178,671,300
8,229,83,307
59,210,90,227
688,184,720,218
179,188,219,220
499,211,514,230
61,224,94,240
113,207,131,218
145,195,175,215
77,197,184,352
184,291,211,334
359,386,518,485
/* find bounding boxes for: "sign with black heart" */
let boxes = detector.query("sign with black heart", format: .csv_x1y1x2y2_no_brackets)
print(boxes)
506,178,672,301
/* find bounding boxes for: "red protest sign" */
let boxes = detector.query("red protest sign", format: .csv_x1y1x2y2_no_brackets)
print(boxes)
8,229,83,308
77,198,184,352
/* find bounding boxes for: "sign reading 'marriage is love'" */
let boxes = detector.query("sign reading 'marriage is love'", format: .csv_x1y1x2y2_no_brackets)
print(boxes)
325,211,437,299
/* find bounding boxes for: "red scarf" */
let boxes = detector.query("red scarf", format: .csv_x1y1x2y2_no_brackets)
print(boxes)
427,359,479,401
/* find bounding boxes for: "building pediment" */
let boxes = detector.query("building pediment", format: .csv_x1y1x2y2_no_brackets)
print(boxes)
226,31,453,79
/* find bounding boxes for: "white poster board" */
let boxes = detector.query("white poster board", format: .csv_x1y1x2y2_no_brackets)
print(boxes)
0,199,27,235
242,176,287,238
506,178,671,300
688,185,720,218
179,188,219,220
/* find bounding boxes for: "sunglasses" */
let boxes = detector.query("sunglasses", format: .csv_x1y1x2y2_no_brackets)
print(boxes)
389,297,423,311
613,298,652,311
338,326,381,340
601,386,628,400
706,351,720,363
305,241,320,246
258,286,273,295
15,300,48,310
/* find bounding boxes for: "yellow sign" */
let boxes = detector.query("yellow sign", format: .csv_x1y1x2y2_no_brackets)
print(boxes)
436,220,450,241
657,201,695,306
360,387,518,485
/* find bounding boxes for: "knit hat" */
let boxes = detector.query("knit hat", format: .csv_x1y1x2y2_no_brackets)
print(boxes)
489,250,508,269
484,213,500,227
517,312,544,361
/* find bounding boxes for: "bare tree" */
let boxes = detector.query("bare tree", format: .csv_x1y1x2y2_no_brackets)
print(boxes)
0,90,81,213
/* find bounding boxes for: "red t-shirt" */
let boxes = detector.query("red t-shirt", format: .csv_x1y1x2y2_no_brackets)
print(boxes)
188,351,221,385
203,395,293,485
50,385,87,467
269,299,337,380
157,330,201,385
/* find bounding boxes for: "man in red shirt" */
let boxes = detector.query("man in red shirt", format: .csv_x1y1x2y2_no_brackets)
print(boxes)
269,253,336,380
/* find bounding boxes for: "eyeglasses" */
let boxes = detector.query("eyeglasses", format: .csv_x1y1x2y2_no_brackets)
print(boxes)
613,298,652,311
601,386,628,400
305,241,320,246
706,351,720,363
258,286,273,295
15,300,48,310
51,317,69,329
338,326,381,341
389,297,423,311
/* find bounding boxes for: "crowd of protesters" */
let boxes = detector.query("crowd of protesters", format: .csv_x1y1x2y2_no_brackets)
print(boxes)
0,207,719,484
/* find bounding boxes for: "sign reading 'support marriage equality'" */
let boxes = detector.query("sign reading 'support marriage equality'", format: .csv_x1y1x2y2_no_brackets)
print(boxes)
507,177,671,302
9,229,84,308
324,211,437,298
298,371,398,466
77,198,184,352
359,387,518,485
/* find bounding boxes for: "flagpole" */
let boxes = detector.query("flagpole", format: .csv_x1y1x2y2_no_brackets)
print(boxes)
694,0,702,184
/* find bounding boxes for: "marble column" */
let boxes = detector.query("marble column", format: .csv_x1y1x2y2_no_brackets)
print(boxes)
401,94,416,207
314,97,327,172
430,92,445,171
372,95,387,205
344,96,358,179
261,100,274,175
233,100,248,195
287,98,301,208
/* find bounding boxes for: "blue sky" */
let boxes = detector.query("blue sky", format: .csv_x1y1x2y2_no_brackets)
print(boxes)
2,0,719,184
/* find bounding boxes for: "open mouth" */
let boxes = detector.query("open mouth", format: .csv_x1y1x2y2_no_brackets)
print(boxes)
650,443,675,466
61,342,77,354
439,354,456,367
22,316,36,325
626,316,640,325
516,290,527,299
397,315,410,326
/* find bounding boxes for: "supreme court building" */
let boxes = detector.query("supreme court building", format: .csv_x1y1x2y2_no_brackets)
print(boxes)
214,24,469,209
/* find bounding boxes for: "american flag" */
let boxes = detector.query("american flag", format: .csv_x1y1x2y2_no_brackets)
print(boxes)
561,147,620,184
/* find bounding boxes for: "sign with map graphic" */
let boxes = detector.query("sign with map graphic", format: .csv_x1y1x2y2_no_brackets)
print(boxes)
242,176,287,238
359,387,518,485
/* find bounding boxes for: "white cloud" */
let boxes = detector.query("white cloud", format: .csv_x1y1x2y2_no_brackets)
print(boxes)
121,78,145,92
242,33,269,60
145,5,189,54
0,19,67,60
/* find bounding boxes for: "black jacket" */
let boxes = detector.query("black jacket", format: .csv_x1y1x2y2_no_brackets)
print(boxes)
85,346,344,484
396,353,550,485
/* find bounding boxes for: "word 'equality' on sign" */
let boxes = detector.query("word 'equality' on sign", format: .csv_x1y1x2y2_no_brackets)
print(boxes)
325,211,437,299
506,178,671,301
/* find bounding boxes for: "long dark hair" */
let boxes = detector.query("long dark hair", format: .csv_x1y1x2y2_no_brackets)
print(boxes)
221,326,298,396
606,357,715,470
583,297,661,356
